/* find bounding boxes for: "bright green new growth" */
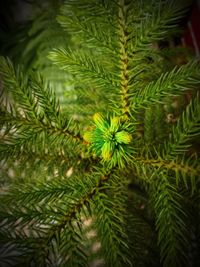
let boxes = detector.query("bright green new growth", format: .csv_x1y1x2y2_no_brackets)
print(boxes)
0,0,200,267
84,113,132,167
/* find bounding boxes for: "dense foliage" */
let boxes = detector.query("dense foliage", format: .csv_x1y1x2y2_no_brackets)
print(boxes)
0,1,200,266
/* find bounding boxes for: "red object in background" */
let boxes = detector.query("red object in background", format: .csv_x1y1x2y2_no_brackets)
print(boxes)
182,0,200,57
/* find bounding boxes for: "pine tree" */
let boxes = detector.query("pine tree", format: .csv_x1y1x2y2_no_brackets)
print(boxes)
0,0,200,266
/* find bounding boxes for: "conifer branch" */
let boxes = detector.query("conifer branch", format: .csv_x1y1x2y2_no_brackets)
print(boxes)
117,0,131,118
0,203,88,266
49,48,118,88
0,1,199,266
0,114,83,162
58,1,118,54
0,169,114,263
0,57,83,143
163,93,200,158
133,0,191,51
93,192,131,267
0,57,38,119
137,156,199,176
132,61,200,109
0,58,85,164
152,171,189,267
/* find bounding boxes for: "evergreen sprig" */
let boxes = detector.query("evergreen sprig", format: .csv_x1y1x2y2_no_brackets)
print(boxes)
49,48,118,88
132,61,200,109
133,0,192,50
152,171,189,267
0,0,200,266
163,93,200,158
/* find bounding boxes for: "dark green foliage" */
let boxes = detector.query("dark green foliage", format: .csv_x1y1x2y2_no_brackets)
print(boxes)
0,0,72,110
0,0,200,266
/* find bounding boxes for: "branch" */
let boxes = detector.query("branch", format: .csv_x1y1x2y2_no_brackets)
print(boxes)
58,1,118,54
49,48,118,89
151,171,189,267
163,93,200,158
0,168,125,266
132,0,192,51
117,0,132,118
132,61,200,109
132,155,199,192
